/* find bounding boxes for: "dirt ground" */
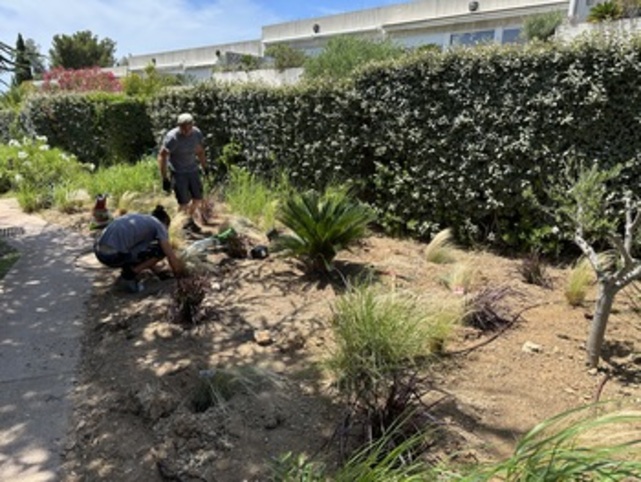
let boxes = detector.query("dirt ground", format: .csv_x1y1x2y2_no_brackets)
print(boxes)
43,207,641,481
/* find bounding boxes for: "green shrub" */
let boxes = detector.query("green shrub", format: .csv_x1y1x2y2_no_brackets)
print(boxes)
273,186,375,272
303,36,406,82
264,44,307,71
521,11,564,42
0,136,89,211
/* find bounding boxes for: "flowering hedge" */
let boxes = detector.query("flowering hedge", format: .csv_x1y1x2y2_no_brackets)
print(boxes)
42,67,122,93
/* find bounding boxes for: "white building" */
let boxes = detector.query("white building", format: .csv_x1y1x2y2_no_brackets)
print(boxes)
115,0,598,82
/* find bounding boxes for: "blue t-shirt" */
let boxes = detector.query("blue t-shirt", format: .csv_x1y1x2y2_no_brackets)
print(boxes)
162,126,204,174
98,214,168,253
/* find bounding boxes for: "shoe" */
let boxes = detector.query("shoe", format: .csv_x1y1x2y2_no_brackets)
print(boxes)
116,276,144,293
183,219,203,234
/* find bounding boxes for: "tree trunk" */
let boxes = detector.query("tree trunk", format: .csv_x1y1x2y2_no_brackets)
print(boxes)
585,281,617,368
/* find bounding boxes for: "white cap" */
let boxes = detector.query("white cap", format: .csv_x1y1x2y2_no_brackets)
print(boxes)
177,113,194,125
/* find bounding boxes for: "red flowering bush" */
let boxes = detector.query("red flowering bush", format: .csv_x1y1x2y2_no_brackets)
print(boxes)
42,67,122,92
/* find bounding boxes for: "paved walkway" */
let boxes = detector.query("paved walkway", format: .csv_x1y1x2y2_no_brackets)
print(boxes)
0,199,97,482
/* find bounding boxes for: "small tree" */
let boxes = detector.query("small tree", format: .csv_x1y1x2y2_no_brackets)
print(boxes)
24,38,46,79
13,34,32,86
551,161,641,368
49,30,116,69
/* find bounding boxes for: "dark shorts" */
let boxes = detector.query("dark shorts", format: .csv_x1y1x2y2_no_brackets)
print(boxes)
94,241,165,269
173,170,203,206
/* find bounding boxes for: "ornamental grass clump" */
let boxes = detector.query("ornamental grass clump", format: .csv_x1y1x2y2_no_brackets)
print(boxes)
273,186,375,273
424,228,456,264
565,256,596,307
327,284,464,440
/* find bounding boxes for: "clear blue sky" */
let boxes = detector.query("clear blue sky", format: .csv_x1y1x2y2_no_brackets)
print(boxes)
0,0,408,62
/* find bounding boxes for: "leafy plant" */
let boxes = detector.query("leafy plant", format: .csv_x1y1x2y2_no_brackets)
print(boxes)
588,1,623,22
424,228,456,264
273,186,375,273
565,256,596,307
0,136,90,211
87,157,158,204
521,11,564,42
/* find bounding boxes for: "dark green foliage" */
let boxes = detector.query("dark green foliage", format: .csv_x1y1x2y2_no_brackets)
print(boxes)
273,187,375,272
49,30,116,69
21,92,154,165
13,34,32,86
4,34,641,255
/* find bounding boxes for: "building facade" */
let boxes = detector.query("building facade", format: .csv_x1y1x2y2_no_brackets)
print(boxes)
116,0,597,82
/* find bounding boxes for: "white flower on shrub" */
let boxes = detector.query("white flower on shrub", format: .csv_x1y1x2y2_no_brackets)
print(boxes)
18,151,28,160
8,139,20,147
551,226,560,235
36,135,48,144
39,144,50,151
14,174,23,183
84,163,96,172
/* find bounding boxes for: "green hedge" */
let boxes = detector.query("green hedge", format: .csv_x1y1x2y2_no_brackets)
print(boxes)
5,33,641,251
21,93,154,166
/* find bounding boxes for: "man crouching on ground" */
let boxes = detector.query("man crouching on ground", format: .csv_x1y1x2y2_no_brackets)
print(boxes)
158,112,208,234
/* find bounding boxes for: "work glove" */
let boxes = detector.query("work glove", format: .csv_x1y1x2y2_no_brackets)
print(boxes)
162,177,171,194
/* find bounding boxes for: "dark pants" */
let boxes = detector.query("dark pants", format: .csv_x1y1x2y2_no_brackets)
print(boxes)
173,170,203,205
94,241,165,279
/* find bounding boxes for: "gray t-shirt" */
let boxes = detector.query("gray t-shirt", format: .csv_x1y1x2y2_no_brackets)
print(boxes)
162,126,204,174
98,214,168,253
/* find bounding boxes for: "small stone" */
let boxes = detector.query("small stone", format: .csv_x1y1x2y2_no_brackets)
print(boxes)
587,368,599,376
254,330,273,346
522,341,543,354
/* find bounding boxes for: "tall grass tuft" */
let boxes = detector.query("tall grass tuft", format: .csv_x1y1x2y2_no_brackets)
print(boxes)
87,157,158,205
458,404,641,481
223,165,289,230
441,261,478,294
329,285,464,390
327,284,464,442
565,256,596,307
424,228,456,264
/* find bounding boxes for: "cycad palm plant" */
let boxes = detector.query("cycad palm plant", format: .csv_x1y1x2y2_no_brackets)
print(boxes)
273,187,375,273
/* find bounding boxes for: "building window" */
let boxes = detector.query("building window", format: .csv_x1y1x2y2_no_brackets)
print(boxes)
502,28,523,44
450,30,495,46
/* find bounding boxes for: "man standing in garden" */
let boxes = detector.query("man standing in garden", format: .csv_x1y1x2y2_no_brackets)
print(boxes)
158,112,208,233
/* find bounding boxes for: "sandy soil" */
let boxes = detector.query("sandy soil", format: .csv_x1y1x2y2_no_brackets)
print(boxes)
44,207,641,482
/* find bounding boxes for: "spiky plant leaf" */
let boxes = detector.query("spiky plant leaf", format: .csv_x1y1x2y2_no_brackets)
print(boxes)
274,187,375,272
